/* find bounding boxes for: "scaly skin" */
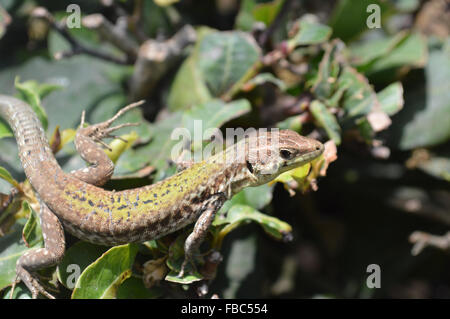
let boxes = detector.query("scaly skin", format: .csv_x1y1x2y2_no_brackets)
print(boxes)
0,95,324,298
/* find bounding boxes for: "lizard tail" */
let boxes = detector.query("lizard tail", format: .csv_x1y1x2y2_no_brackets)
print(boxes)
0,95,63,194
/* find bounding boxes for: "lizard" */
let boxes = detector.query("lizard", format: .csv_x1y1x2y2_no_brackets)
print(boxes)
0,95,324,298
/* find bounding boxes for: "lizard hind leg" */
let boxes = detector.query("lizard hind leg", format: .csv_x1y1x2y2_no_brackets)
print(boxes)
178,193,226,278
14,201,65,299
72,100,144,186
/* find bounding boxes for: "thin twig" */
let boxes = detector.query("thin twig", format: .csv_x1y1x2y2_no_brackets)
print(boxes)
409,231,450,256
82,14,139,60
258,0,294,47
129,25,197,100
31,7,131,65
129,0,149,43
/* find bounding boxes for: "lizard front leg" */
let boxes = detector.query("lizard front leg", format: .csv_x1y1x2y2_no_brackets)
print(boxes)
70,101,143,186
179,193,227,277
14,200,65,299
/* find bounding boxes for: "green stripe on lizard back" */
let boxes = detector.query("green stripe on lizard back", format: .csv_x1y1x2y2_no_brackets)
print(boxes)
59,161,230,244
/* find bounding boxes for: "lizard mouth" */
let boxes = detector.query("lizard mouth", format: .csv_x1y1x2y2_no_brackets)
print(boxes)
290,143,324,168
305,144,325,161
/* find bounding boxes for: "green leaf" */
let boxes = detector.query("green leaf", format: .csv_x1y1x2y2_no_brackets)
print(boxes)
377,82,404,116
167,27,215,111
272,163,311,186
165,232,203,283
276,115,303,132
310,100,341,145
47,19,110,58
165,270,203,284
251,0,284,26
329,0,394,42
235,0,257,31
417,156,450,181
117,276,162,299
221,184,273,213
57,241,108,290
365,33,427,76
214,204,292,241
2,283,32,299
392,39,450,149
350,31,407,68
168,56,213,111
71,244,139,299
394,0,420,12
0,55,130,135
243,73,287,91
196,31,261,96
337,67,378,117
0,118,12,139
222,234,257,298
183,99,251,136
287,19,332,50
235,0,284,31
311,41,343,99
0,166,19,188
21,201,43,247
0,7,11,40
356,117,374,144
0,224,25,290
0,221,42,291
169,29,260,109
14,78,60,131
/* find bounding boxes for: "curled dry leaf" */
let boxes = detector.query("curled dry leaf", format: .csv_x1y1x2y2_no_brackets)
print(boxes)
409,231,450,256
367,110,392,132
370,145,391,159
143,257,168,288
319,140,338,177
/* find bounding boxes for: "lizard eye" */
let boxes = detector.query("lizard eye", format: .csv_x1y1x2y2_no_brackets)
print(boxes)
280,149,293,160
246,160,254,174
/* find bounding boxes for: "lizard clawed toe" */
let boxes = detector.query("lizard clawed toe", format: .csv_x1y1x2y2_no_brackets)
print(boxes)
178,256,198,278
79,100,144,146
15,268,56,299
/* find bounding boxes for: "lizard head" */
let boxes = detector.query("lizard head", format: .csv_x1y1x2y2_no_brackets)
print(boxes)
226,129,324,194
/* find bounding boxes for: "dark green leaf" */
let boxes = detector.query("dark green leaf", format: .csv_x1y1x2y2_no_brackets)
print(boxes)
365,33,427,76
338,67,378,117
310,100,341,145
14,78,53,131
377,82,404,115
168,56,213,111
214,204,292,241
196,31,261,96
117,276,162,299
57,241,108,290
329,0,394,42
243,73,286,91
21,201,43,247
0,221,43,290
393,39,450,149
287,19,332,50
0,118,12,139
0,166,19,188
71,244,139,299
